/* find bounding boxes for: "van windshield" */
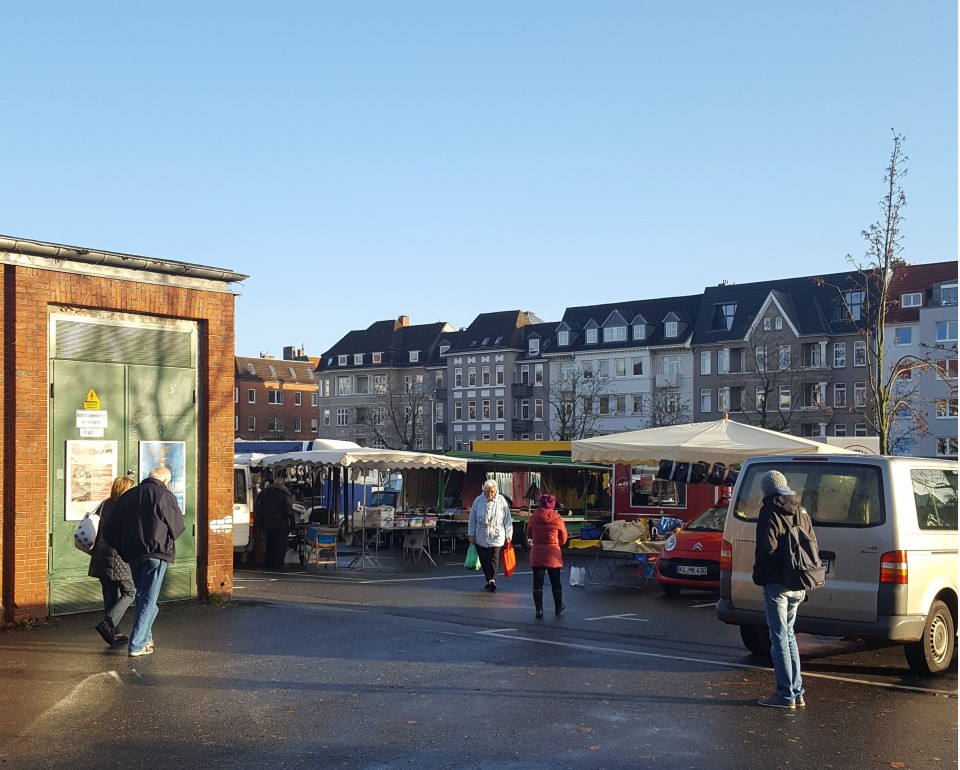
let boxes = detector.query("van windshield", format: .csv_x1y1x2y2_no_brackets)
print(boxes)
733,463,884,526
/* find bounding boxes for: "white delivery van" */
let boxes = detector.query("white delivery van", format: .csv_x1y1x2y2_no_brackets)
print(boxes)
716,454,958,675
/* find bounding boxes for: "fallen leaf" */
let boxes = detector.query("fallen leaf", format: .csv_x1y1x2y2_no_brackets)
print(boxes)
589,746,600,751
576,727,593,733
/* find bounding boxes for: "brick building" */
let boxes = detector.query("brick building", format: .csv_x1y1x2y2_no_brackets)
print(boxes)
235,348,321,440
0,234,245,622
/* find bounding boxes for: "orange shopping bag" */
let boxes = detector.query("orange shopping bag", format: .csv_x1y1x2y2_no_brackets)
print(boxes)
502,540,516,578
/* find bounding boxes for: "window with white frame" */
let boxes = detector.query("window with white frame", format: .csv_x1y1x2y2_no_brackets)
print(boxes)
894,327,912,345
435,370,444,389
558,330,570,346
833,342,846,368
528,338,540,355
775,317,783,330
409,350,419,362
717,349,729,374
700,351,711,375
535,399,544,419
583,361,594,379
936,320,958,342
294,418,302,433
778,345,791,371
763,318,771,331
661,356,682,376
700,388,711,412
936,437,958,457
322,379,330,397
372,352,382,364
468,401,477,420
482,400,491,419
535,363,544,384
234,387,238,403
468,367,476,386
519,364,530,384
455,402,462,421
845,290,865,320
936,358,959,379
599,396,610,415
854,381,866,407
336,408,348,427
481,366,490,386
355,375,369,394
496,399,504,419
455,368,463,387
902,292,922,308
496,364,504,385
854,340,866,366
632,357,643,376
834,423,846,436
353,354,363,365
311,393,319,407
585,328,598,344
614,358,626,378
338,355,348,366
717,387,729,412
597,359,609,378
337,376,351,396
936,398,958,418
294,392,302,406
247,415,256,431
755,386,765,410
603,325,627,342
234,415,239,432
247,389,256,403
855,423,868,437
941,284,958,306
309,418,318,433
268,390,284,404
754,346,766,372
435,402,444,423
664,321,678,337
834,383,846,408
633,323,646,340
779,386,791,409
632,394,643,414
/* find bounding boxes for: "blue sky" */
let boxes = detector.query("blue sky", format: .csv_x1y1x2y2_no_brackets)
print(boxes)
3,2,956,358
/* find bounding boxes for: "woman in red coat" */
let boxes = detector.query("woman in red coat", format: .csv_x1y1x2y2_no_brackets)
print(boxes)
526,494,568,618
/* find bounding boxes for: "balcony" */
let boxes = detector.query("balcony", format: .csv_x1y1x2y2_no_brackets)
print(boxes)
434,386,447,399
511,418,533,432
512,383,533,397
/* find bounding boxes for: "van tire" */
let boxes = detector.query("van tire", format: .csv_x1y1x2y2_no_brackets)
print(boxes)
904,600,956,676
740,625,771,656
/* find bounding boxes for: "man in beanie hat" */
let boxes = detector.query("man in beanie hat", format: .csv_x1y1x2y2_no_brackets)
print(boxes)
752,469,819,709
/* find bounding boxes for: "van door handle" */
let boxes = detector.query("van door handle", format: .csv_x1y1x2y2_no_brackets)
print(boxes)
819,550,836,560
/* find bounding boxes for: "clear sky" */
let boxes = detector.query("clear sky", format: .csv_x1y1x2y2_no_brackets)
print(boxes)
3,2,956,358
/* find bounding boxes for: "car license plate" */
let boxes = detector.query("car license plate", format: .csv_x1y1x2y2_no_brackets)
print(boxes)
677,565,708,576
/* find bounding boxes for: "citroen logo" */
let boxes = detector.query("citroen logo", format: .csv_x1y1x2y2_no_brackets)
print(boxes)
692,542,704,551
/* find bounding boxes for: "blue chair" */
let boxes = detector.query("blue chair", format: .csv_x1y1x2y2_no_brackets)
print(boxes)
305,526,339,570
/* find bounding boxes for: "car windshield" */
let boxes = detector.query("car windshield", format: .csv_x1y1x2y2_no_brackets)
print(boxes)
686,503,728,532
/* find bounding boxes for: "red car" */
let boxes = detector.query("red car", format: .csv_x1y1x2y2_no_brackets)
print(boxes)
654,500,728,595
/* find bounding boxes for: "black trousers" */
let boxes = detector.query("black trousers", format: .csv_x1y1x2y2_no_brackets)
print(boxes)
532,567,563,608
475,544,502,584
264,528,289,569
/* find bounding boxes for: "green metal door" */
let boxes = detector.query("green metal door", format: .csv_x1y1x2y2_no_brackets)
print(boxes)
48,313,198,615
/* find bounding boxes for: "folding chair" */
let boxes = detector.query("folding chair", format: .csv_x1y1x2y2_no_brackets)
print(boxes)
305,525,339,570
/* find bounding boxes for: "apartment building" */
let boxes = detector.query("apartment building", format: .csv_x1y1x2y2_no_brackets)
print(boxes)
315,316,453,448
235,347,321,439
542,295,702,436
432,310,546,449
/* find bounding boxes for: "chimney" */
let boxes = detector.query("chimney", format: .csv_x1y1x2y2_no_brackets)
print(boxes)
398,315,410,327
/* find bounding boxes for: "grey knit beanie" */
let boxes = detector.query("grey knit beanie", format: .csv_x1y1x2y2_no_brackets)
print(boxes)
760,470,795,497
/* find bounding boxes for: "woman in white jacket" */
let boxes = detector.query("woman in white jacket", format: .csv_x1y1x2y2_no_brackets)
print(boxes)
467,479,513,592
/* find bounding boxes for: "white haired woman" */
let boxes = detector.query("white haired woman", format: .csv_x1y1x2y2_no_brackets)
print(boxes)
467,479,513,592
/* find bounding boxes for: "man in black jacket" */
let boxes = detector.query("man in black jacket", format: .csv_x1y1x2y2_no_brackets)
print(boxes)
115,466,185,657
256,480,295,570
752,469,817,710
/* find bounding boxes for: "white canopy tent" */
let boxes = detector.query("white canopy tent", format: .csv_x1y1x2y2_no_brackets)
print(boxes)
259,448,467,473
572,417,859,467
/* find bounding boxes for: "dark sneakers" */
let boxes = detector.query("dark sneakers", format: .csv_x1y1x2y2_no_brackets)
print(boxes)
94,621,114,645
758,694,796,709
555,604,565,616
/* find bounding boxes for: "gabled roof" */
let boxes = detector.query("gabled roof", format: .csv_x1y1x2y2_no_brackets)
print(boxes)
550,294,702,352
444,310,541,354
691,270,866,345
317,317,452,371
236,356,318,383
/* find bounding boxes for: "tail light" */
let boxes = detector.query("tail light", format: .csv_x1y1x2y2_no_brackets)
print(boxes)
720,539,733,572
880,550,908,584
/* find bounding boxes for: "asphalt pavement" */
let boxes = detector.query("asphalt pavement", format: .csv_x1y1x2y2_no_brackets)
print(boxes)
0,544,956,769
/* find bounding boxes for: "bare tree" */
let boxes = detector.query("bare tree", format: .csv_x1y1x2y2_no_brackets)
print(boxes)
356,371,433,451
737,327,815,431
635,388,692,427
818,131,955,453
547,364,613,440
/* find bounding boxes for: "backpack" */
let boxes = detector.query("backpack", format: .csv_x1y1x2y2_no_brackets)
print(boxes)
781,511,825,591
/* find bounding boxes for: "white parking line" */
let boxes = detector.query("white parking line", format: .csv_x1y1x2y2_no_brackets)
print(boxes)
476,628,958,697
584,613,650,623
690,602,716,608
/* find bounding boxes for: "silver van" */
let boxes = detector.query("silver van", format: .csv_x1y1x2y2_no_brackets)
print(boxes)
716,454,958,675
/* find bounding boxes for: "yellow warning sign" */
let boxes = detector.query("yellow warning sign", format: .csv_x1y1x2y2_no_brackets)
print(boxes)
83,389,101,410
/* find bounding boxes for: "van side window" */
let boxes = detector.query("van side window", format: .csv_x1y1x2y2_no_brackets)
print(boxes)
912,469,959,530
733,463,884,526
234,469,248,505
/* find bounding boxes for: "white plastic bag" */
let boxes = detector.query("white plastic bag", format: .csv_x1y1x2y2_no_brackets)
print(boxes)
569,565,586,587
73,511,100,552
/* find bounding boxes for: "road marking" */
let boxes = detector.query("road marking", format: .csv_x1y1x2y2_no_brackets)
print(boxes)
476,628,958,697
690,602,716,608
584,613,650,623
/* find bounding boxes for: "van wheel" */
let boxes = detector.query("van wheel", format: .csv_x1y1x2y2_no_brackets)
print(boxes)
904,600,956,676
740,625,771,656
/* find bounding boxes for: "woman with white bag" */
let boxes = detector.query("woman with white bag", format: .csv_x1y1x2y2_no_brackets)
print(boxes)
87,476,136,646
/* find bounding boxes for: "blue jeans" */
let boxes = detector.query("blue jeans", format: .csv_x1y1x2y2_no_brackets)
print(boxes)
129,558,168,653
763,583,805,703
100,578,136,632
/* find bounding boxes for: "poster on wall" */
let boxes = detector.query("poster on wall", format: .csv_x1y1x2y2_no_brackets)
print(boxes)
65,440,118,521
138,441,187,512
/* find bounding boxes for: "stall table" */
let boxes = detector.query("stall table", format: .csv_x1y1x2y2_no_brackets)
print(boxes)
566,538,664,586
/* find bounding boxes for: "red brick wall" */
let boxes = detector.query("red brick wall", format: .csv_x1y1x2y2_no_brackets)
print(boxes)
1,264,237,622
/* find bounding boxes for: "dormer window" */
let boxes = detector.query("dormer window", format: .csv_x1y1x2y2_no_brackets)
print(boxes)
495,336,504,345
586,328,598,344
246,363,255,375
439,344,449,355
481,337,490,346
267,365,277,377
528,338,540,355
354,354,363,365
557,330,569,346
711,303,737,331
902,292,922,308
633,324,646,341
665,321,678,337
603,325,627,342
372,352,382,364
409,350,419,362
288,367,297,378
338,355,348,366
